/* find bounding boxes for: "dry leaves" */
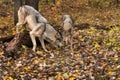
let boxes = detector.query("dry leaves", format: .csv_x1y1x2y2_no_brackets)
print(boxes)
0,0,120,79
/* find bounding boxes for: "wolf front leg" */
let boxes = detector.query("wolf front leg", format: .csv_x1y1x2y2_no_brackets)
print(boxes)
15,23,22,33
29,31,37,52
39,36,49,52
15,19,27,33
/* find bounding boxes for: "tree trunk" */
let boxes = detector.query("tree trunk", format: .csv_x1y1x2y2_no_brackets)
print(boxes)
45,0,48,4
25,0,39,10
51,0,56,4
115,0,119,6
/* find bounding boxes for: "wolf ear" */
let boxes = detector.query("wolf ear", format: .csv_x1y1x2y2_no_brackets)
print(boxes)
18,7,22,15
17,6,27,23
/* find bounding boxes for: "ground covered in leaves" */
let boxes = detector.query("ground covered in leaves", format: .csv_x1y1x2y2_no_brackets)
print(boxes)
0,0,120,80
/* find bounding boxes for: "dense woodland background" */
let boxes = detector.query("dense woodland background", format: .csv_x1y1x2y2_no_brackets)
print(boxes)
0,0,120,80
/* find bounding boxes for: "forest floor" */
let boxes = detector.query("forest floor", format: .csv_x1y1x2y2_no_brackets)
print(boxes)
0,0,120,80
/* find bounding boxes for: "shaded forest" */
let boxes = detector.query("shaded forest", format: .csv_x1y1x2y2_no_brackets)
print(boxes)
0,0,120,79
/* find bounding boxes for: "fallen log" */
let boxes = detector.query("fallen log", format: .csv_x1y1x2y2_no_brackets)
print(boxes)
0,35,14,42
4,31,34,56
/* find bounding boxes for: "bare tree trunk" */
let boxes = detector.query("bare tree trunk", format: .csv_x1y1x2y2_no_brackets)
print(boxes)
51,0,56,4
115,0,119,6
116,0,119,4
45,0,48,4
25,0,39,10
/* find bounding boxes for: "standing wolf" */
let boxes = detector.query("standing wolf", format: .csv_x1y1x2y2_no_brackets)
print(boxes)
15,5,62,52
62,15,74,51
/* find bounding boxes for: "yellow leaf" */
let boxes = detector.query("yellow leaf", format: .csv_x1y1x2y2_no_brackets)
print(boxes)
94,42,100,50
61,77,65,80
56,0,61,6
0,51,3,56
107,71,116,75
56,72,62,80
107,71,112,75
104,16,107,19
22,45,27,49
7,61,11,66
7,76,14,80
36,51,43,56
75,53,80,57
24,66,31,71
69,77,75,80
12,29,16,35
34,60,39,64
113,54,118,61
63,73,69,79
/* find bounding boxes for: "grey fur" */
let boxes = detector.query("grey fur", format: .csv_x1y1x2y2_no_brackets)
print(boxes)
62,15,74,51
15,5,62,52
23,5,48,23
43,24,63,48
